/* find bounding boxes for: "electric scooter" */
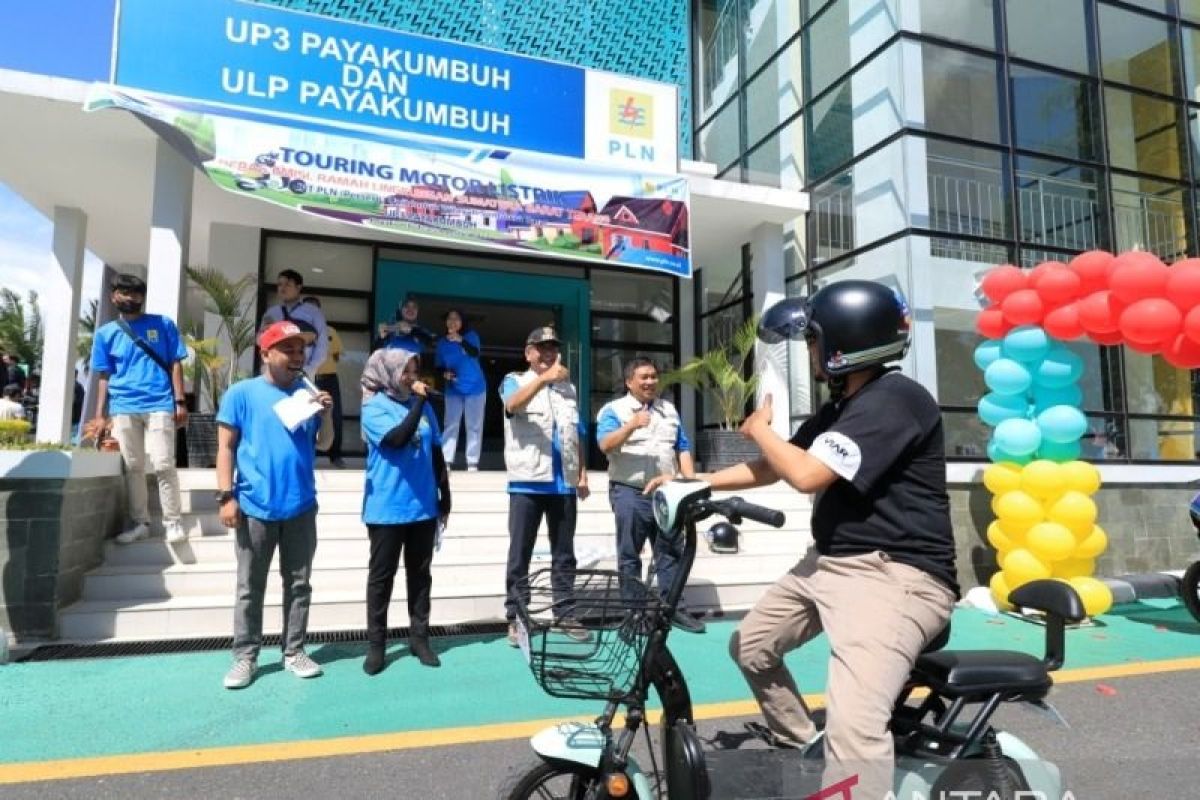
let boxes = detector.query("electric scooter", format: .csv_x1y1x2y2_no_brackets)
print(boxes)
500,479,1084,800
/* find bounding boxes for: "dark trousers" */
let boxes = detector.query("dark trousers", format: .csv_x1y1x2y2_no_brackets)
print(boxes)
233,508,317,660
315,373,343,460
609,482,684,604
366,519,437,644
504,493,577,621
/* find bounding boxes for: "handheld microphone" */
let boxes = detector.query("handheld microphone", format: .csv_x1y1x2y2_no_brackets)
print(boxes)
423,388,444,398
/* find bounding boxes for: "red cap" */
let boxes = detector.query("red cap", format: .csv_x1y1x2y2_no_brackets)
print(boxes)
257,320,315,351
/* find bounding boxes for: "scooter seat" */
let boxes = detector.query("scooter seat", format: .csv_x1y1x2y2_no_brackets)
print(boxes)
911,649,1050,699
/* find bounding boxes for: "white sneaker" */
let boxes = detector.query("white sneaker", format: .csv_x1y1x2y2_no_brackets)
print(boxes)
223,658,256,689
283,650,323,679
467,465,479,472
164,521,188,543
115,523,150,544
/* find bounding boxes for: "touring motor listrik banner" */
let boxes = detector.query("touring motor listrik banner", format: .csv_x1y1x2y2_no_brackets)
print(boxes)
86,86,692,278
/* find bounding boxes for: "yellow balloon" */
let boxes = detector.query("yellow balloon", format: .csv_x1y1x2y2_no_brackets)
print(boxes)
1003,548,1052,588
1060,460,1101,495
1073,524,1109,559
1025,521,1076,562
1020,460,1066,500
990,570,1014,611
986,520,1016,553
994,490,1045,533
1054,557,1096,579
1068,575,1113,617
984,462,1024,496
1046,491,1097,537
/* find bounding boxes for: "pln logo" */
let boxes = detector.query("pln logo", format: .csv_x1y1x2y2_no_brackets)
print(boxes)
610,89,654,140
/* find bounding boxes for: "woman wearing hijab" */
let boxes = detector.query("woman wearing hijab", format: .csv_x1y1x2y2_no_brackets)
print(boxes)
434,308,487,472
359,348,451,674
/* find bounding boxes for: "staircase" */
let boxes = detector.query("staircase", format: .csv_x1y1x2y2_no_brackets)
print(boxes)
58,470,813,642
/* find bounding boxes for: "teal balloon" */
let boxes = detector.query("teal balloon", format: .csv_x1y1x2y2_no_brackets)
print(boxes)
978,392,1030,427
1034,346,1084,389
1038,439,1082,461
1002,325,1051,363
974,340,1004,371
1036,404,1088,443
988,439,1033,465
994,417,1042,456
1033,383,1083,413
984,358,1033,395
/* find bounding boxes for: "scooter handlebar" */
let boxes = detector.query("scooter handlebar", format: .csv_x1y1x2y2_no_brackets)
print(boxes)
722,497,786,528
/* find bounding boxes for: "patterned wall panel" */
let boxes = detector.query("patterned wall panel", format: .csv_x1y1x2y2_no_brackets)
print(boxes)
251,0,692,154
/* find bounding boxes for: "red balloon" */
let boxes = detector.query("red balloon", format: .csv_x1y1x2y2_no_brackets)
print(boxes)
976,306,1011,339
1166,258,1200,313
1118,298,1182,345
1068,250,1116,295
1001,288,1044,325
1089,329,1125,346
1165,333,1200,368
1077,290,1121,334
1125,337,1163,355
1110,251,1169,304
1042,303,1085,340
980,265,1028,303
1031,263,1082,307
1184,305,1200,344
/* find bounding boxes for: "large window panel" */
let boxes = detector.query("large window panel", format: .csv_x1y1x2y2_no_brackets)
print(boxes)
806,0,899,100
696,96,742,172
1180,28,1200,103
926,140,1012,241
1011,66,1102,161
590,270,674,315
747,115,805,189
263,239,373,291
1099,4,1177,96
920,45,1004,143
1006,0,1092,75
1111,176,1188,260
743,0,801,76
696,0,741,124
1105,88,1185,178
810,140,908,266
900,0,997,49
1016,156,1108,253
746,40,802,146
1183,1,1200,24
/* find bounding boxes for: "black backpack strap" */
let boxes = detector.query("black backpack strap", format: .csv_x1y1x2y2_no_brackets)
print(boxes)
115,318,173,377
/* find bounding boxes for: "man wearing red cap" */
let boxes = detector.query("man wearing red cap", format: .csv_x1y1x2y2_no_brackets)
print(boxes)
215,320,334,690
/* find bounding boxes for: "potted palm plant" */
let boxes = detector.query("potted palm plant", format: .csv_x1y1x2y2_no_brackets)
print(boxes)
184,267,256,467
661,314,761,471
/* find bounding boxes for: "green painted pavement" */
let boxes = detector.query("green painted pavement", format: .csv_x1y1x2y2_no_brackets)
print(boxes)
1,602,1196,764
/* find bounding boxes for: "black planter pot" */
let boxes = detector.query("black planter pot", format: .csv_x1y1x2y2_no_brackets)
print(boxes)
186,412,219,468
695,429,761,472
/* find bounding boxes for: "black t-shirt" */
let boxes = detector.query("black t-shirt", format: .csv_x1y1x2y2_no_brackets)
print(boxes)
792,369,960,597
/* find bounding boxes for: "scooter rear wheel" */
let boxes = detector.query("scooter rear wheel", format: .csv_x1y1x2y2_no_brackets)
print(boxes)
497,757,604,800
1181,561,1200,623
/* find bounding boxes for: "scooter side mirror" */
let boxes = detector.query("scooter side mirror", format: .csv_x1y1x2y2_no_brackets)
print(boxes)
706,522,740,554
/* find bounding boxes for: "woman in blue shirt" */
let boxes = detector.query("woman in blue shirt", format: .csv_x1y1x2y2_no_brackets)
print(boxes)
360,347,451,674
434,308,487,472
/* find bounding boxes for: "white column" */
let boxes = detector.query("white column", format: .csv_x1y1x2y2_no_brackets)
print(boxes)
677,273,697,438
144,139,194,320
37,207,87,444
750,222,792,437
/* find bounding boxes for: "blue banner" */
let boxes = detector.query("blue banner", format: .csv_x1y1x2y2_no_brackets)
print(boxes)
114,0,586,158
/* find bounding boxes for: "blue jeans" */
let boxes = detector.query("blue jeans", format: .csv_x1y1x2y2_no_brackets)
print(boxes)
442,392,486,467
609,482,684,605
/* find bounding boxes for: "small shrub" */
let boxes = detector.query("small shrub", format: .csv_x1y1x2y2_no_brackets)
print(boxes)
0,419,32,447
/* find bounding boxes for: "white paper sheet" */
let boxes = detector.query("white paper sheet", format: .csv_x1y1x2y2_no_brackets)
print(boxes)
272,389,323,432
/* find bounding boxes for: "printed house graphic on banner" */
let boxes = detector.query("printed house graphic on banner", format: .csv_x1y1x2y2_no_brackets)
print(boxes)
597,196,689,259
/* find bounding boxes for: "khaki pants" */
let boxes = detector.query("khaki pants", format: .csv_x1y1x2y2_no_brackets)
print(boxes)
730,548,955,800
112,411,181,527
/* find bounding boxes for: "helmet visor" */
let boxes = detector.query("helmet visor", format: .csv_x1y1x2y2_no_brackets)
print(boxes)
757,297,811,345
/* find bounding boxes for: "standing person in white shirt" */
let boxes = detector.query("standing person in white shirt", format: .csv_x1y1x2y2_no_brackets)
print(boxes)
261,269,328,376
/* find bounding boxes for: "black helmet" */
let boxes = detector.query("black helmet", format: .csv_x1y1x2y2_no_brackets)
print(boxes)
758,280,911,377
706,522,740,554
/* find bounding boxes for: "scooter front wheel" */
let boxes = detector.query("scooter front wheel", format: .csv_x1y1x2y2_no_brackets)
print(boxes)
497,757,603,800
1181,561,1200,623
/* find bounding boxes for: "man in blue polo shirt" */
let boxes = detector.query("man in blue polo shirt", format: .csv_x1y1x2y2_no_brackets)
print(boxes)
215,320,334,690
90,273,189,544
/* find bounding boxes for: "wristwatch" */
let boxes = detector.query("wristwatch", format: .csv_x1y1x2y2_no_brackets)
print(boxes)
214,490,235,505
174,399,187,406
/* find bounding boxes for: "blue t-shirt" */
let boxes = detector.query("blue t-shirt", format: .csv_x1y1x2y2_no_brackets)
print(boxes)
500,374,587,496
361,393,442,525
595,401,691,451
91,315,187,415
216,376,320,521
435,331,486,396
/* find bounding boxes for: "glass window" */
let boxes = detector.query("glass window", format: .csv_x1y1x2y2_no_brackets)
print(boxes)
1006,0,1092,74
1016,156,1108,252
1128,416,1198,460
699,259,745,312
943,411,992,458
807,83,853,180
746,40,802,146
743,0,802,76
921,46,1004,143
811,140,908,265
1105,87,1185,178
926,140,1012,240
747,115,805,189
592,317,675,346
1099,4,1177,96
334,330,371,419
806,0,898,98
1182,1,1200,23
901,0,997,49
1010,66,1102,161
263,238,373,291
696,0,741,123
1114,0,1168,13
590,270,674,315
1125,351,1198,414
1081,414,1127,460
1179,27,1200,102
696,96,742,172
1112,175,1188,261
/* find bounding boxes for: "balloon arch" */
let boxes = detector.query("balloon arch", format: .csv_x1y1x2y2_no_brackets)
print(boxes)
974,250,1200,618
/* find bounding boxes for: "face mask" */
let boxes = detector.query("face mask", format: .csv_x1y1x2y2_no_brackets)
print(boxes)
115,299,143,313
